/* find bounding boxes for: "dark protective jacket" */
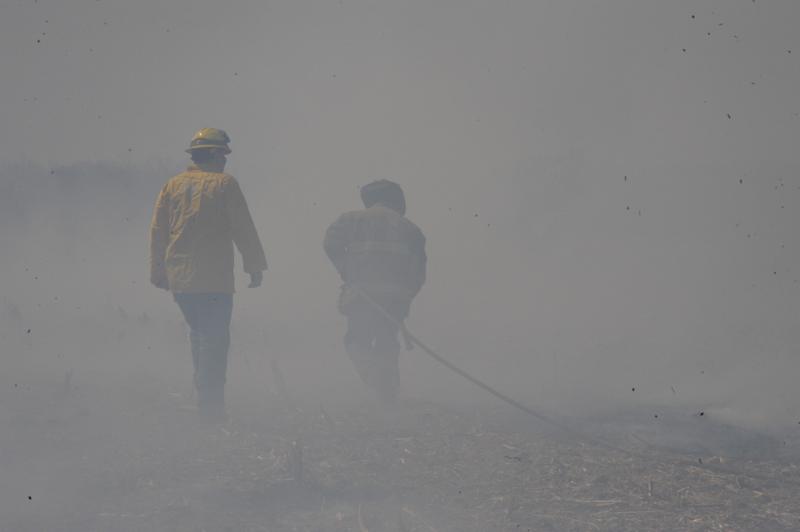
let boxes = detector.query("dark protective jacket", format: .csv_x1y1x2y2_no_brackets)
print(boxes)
149,164,267,293
324,203,426,317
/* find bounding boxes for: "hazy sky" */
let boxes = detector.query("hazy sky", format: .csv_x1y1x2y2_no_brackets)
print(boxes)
1,0,797,164
2,0,799,422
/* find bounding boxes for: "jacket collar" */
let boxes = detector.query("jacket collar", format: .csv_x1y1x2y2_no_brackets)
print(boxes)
187,162,226,173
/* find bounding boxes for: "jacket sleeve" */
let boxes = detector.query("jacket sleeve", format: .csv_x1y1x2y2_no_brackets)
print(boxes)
323,213,352,281
149,185,170,286
226,178,268,274
410,228,427,297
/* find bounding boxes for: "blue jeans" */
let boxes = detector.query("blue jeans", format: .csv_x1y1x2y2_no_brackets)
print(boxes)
174,293,233,416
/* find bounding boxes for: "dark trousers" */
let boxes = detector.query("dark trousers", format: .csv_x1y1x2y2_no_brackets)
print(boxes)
174,293,233,416
344,302,403,404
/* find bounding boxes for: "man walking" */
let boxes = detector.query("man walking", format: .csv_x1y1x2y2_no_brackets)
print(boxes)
324,180,426,404
150,128,267,419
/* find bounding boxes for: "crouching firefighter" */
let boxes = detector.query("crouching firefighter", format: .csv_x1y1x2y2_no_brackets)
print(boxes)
324,180,426,404
149,128,267,420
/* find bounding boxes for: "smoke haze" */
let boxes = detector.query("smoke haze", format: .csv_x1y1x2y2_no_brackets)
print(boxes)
1,0,799,529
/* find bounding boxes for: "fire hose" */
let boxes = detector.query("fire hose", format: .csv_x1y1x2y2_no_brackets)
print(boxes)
351,285,590,442
350,285,800,487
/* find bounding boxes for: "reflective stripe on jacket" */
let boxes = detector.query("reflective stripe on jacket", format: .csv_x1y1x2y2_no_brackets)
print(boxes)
323,204,426,303
150,164,267,293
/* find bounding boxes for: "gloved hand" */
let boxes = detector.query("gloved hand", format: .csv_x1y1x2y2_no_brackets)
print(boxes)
151,272,169,291
248,270,263,288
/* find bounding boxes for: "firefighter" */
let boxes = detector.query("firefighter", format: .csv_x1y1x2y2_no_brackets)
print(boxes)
150,128,267,419
324,180,426,404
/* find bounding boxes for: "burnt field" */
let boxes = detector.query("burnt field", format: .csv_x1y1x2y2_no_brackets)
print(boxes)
2,361,799,532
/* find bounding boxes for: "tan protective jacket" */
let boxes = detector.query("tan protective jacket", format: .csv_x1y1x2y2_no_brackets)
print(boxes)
324,204,426,316
149,164,267,293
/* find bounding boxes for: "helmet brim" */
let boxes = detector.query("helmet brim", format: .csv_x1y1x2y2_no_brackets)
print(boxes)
185,145,232,154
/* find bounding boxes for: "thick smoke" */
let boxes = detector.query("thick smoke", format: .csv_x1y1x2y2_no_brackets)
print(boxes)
2,153,799,431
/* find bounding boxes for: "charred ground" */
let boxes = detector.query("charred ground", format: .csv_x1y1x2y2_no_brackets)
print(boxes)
1,358,799,532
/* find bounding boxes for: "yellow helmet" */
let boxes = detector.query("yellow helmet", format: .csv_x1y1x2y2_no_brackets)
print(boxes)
186,127,232,154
